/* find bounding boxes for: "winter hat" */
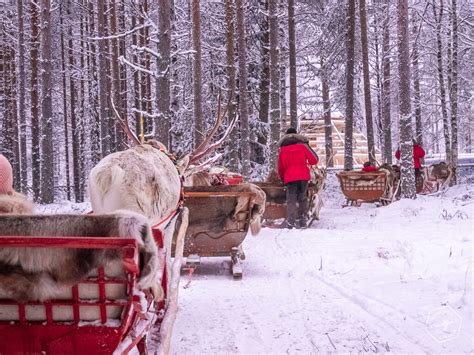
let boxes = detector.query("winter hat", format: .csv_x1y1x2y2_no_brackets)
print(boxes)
0,154,13,194
286,127,297,134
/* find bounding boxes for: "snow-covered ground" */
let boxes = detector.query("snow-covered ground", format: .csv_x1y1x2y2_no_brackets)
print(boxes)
171,177,473,354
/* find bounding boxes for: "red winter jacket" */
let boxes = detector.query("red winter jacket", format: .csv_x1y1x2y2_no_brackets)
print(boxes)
395,144,425,169
278,144,318,184
362,165,378,172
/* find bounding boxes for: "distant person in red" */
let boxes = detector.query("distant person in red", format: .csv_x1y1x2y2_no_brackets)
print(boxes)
278,128,318,229
361,161,378,172
395,140,425,176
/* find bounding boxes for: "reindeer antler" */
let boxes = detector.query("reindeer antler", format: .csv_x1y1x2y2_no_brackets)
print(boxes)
189,90,237,164
111,98,141,146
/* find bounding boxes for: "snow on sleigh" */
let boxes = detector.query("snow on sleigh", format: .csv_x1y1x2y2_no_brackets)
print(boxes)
253,167,326,228
174,183,265,279
0,212,188,355
336,169,398,207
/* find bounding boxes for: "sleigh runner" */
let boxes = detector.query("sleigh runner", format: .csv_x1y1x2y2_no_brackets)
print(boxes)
0,212,188,355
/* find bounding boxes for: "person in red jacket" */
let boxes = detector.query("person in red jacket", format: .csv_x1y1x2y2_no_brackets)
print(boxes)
395,141,425,176
361,161,378,172
278,128,318,229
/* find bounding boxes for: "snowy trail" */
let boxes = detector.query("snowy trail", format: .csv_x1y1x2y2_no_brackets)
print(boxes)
170,183,473,354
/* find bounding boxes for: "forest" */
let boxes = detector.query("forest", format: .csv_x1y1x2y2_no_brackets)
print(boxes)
0,0,472,203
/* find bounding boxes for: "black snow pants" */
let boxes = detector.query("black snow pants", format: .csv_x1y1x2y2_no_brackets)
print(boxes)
286,180,309,225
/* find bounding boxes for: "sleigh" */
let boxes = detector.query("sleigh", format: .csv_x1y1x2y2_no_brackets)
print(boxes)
418,162,453,194
253,168,326,228
337,170,397,206
0,213,187,355
174,185,261,279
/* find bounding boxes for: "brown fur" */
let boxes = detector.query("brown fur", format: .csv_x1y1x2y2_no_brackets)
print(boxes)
0,212,161,301
266,170,283,185
0,191,35,215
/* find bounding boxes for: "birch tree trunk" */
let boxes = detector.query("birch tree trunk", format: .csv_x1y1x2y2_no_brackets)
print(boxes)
236,0,251,175
40,0,55,203
225,0,239,171
397,0,415,199
269,0,280,169
382,1,392,164
16,0,28,190
344,0,356,171
192,0,204,147
157,0,172,149
30,1,41,199
287,0,297,129
359,0,376,163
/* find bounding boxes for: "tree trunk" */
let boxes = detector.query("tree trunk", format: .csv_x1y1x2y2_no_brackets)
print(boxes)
449,0,459,184
287,0,297,129
225,0,239,171
192,0,204,147
59,3,72,201
321,57,333,168
397,0,415,199
131,14,141,138
118,0,128,149
373,9,384,158
87,0,101,166
97,0,111,156
40,0,55,203
382,1,392,164
17,0,28,191
110,0,125,151
236,0,251,175
67,0,82,200
269,0,281,169
411,13,423,149
1,29,20,191
157,0,172,149
256,0,270,165
433,0,452,168
79,0,87,199
359,0,376,163
30,0,41,200
258,0,270,126
344,0,356,171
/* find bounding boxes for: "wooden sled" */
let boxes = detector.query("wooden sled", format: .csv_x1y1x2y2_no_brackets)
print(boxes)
174,185,258,279
337,170,396,207
253,181,323,228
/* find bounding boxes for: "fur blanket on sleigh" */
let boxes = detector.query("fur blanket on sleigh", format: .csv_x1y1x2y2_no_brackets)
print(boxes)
0,211,161,302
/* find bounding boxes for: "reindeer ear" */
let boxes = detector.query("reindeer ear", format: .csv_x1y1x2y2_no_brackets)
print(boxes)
176,155,190,175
